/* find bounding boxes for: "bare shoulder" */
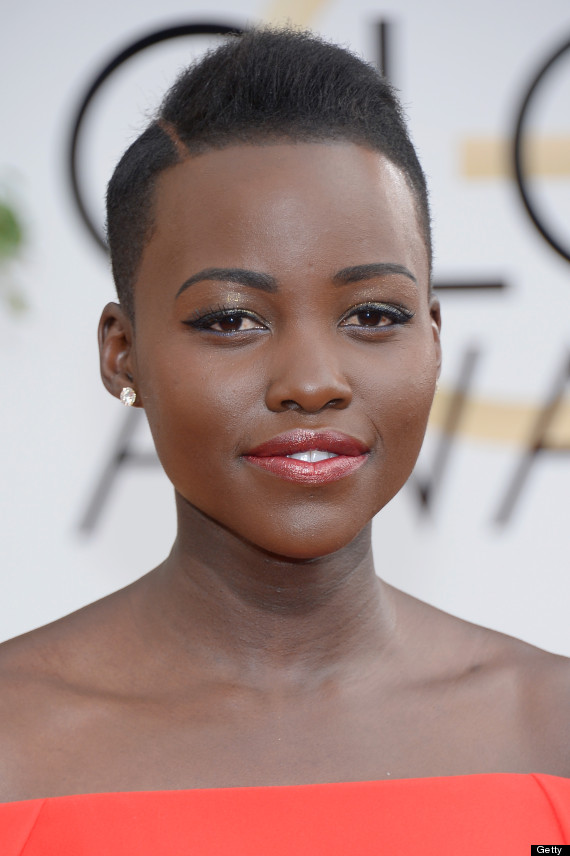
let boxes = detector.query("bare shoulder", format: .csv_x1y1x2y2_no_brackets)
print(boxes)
0,582,136,684
485,623,570,773
474,624,570,776
487,624,570,750
0,583,144,800
0,587,122,717
458,606,570,702
393,585,570,771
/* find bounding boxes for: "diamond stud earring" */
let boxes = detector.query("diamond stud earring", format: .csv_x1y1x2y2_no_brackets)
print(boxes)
120,387,137,406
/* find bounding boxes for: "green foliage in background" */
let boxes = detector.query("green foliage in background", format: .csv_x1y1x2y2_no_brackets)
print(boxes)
0,202,23,260
0,196,27,313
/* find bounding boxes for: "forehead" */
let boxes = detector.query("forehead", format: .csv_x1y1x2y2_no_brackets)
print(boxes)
139,141,428,290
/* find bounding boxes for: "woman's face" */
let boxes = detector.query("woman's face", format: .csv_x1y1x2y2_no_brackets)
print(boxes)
128,142,441,559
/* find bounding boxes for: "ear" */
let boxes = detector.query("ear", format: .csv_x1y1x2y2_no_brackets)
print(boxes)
429,293,442,378
98,302,140,405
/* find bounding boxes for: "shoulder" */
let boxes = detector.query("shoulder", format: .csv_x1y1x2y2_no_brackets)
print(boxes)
0,578,149,706
0,587,125,684
0,585,144,801
443,604,570,772
0,624,73,801
396,582,570,686
391,586,570,773
505,636,570,770
465,616,570,714
444,598,570,723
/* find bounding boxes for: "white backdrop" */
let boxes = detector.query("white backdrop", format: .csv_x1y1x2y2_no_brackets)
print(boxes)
1,0,569,654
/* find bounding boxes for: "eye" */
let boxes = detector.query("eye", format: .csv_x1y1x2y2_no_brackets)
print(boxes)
209,313,262,333
184,307,267,334
340,302,413,328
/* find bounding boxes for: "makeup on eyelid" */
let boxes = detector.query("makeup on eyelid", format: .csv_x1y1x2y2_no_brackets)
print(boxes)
183,301,414,333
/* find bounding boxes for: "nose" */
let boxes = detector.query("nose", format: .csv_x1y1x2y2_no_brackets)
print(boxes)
265,331,353,413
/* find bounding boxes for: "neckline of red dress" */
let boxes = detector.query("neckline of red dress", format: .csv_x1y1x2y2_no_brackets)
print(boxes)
3,771,566,806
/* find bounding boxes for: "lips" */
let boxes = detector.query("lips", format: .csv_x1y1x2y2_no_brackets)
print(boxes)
243,430,369,485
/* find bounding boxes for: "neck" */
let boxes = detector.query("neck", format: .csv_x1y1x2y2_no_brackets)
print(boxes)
137,495,397,684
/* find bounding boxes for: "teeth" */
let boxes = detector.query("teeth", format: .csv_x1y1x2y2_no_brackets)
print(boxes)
287,450,338,463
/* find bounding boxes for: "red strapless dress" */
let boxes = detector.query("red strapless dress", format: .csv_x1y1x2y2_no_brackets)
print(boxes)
2,774,569,854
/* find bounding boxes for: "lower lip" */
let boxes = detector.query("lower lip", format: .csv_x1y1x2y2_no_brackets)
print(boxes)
242,454,368,485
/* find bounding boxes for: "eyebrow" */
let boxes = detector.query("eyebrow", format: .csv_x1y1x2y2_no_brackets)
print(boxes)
176,261,417,299
176,267,277,297
332,263,417,286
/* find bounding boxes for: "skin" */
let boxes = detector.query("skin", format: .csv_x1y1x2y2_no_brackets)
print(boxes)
0,142,568,801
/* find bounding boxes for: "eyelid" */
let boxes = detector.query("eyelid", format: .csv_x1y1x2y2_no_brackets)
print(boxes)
340,301,414,324
183,305,268,332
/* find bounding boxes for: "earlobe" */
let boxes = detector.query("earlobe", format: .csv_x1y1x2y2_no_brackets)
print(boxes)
98,302,140,405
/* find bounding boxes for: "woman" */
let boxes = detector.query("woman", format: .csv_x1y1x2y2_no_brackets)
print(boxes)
1,28,569,852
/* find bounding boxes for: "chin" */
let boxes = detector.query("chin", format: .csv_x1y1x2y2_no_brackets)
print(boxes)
241,518,372,562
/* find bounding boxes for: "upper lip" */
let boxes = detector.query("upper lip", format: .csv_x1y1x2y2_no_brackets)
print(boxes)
244,430,369,457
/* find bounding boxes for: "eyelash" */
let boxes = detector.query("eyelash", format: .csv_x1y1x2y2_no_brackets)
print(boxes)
340,302,414,328
183,305,266,334
183,302,414,335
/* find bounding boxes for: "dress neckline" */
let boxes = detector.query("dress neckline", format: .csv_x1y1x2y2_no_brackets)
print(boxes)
3,771,566,807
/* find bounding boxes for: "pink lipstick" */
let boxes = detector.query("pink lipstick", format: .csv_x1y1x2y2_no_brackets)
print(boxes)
243,430,369,485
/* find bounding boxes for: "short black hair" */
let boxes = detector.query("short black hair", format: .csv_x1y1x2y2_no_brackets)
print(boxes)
106,28,431,319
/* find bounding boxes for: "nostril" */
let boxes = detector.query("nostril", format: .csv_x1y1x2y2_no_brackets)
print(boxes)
280,397,344,412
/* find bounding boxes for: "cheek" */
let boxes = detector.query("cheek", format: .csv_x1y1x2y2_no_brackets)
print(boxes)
138,346,261,495
387,383,433,470
366,341,437,483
